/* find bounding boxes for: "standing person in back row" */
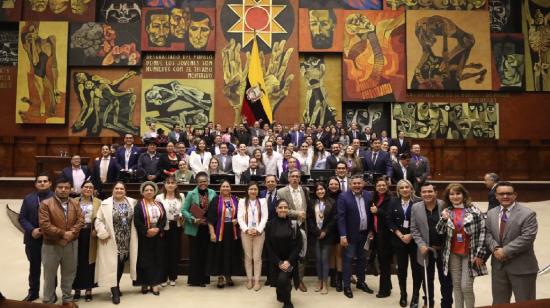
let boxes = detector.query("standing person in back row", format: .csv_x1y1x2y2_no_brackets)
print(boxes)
19,174,54,302
39,178,84,306
485,182,538,304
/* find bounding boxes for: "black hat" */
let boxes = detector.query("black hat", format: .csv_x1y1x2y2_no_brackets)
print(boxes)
399,152,411,160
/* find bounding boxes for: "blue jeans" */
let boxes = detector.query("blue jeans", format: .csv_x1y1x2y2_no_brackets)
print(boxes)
315,241,330,280
342,230,368,288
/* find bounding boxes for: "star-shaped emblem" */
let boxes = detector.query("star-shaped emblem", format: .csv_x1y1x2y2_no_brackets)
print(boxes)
227,0,287,48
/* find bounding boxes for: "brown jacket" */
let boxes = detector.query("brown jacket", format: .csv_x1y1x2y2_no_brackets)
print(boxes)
39,196,84,246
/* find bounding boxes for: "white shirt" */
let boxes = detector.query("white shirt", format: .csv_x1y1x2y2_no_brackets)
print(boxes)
338,177,348,192
156,193,185,229
99,156,110,183
124,146,133,170
189,151,212,174
232,153,250,183
262,151,282,176
400,162,407,180
72,167,86,193
237,198,269,233
355,193,368,231
293,152,311,175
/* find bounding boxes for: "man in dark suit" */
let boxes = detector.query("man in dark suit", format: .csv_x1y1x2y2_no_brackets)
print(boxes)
364,139,393,177
215,143,233,174
19,174,54,302
352,138,367,159
91,145,120,197
61,155,90,195
410,144,430,191
391,153,416,184
326,143,343,170
115,134,141,171
235,123,251,145
347,122,364,141
286,124,305,147
259,174,279,286
247,120,264,140
279,157,303,185
313,126,330,148
168,123,186,144
337,175,374,298
391,131,410,154
484,173,500,211
485,182,538,304
240,157,265,184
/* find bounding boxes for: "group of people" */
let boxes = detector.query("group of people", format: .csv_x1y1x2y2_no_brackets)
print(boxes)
17,120,539,308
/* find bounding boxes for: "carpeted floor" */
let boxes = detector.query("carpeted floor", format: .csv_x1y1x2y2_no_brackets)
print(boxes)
1,199,549,307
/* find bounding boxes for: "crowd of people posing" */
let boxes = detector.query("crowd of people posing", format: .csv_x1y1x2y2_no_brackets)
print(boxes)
17,120,538,308
19,171,538,308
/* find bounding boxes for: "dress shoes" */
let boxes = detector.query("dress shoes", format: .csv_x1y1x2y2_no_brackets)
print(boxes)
399,293,408,307
376,292,391,298
410,295,419,308
111,287,120,305
356,282,374,294
298,281,307,292
23,293,39,302
343,287,353,298
73,290,80,301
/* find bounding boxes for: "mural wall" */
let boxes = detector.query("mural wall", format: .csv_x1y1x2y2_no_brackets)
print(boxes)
4,0,547,141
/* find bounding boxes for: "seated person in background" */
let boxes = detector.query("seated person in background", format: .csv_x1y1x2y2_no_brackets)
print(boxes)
391,153,416,185
156,128,169,147
176,142,190,163
168,123,186,144
137,140,161,182
240,157,266,184
175,160,194,184
61,155,90,195
142,122,158,143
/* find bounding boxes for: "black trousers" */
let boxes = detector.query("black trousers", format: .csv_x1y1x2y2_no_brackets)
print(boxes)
421,249,453,308
116,256,128,287
375,234,393,294
165,221,182,281
25,240,42,296
188,225,210,286
394,240,422,297
276,270,293,305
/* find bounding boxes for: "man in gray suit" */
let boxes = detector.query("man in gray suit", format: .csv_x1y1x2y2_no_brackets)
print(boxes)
277,169,310,292
485,182,538,304
215,143,233,174
410,183,453,308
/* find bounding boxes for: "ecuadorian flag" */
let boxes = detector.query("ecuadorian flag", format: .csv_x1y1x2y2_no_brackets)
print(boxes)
241,37,273,125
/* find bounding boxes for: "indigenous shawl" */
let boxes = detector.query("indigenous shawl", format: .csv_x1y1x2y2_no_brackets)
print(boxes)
214,195,239,241
436,205,488,277
140,200,166,231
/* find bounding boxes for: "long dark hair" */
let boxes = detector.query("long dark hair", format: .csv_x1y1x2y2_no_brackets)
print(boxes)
162,175,183,201
312,181,327,202
244,181,260,207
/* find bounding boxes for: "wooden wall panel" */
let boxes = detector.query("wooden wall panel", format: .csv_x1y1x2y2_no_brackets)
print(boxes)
12,138,38,177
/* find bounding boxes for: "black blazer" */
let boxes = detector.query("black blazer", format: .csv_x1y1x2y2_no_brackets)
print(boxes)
385,196,421,245
325,155,343,170
307,198,336,245
391,139,410,154
372,192,394,240
364,150,393,177
159,153,181,179
61,166,90,188
91,157,120,189
348,130,365,141
488,187,499,211
240,167,266,184
391,162,416,184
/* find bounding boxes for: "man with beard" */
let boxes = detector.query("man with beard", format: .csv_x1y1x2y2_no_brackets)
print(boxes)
145,9,170,47
309,9,336,49
185,11,212,50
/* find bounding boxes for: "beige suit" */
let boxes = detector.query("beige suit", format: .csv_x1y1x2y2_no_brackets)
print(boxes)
485,203,538,304
94,197,139,287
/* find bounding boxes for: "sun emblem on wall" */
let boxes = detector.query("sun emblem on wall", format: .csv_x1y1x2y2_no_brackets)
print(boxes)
221,0,294,53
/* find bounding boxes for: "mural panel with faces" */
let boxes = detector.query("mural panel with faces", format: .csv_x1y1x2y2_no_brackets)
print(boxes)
343,102,391,135
489,0,522,33
99,0,141,23
392,102,499,139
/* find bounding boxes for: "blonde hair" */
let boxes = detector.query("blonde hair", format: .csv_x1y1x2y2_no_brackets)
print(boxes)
395,179,417,199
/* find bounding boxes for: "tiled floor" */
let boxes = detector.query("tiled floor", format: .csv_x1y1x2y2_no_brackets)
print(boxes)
1,199,549,307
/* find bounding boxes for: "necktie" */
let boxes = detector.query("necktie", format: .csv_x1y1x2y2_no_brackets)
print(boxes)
340,179,346,191
499,209,508,242
372,152,378,165
353,131,357,139
267,192,273,205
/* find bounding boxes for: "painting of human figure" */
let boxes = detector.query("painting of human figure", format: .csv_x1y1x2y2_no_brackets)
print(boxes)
0,26,18,66
522,0,550,91
492,33,525,91
141,6,215,51
406,10,492,91
23,0,96,21
69,22,141,66
299,54,341,126
16,21,68,124
98,0,141,23
343,102,390,135
391,102,499,139
489,0,522,33
0,0,22,21
343,10,406,101
69,68,141,137
299,8,343,52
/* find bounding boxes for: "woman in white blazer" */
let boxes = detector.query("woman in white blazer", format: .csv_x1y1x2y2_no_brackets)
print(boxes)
237,182,268,291
94,182,138,304
232,144,250,184
155,175,185,286
189,139,212,174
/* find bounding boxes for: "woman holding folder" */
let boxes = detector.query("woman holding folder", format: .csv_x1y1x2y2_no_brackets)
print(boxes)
182,171,217,287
